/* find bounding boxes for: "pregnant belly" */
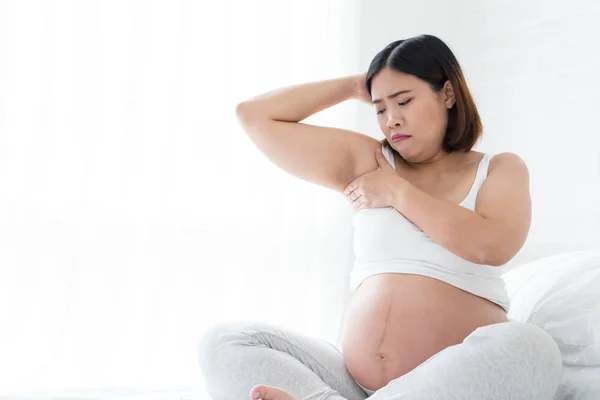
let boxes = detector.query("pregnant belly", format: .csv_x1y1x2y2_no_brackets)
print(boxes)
341,273,508,392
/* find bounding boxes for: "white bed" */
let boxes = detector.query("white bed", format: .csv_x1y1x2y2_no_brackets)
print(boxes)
0,384,212,400
3,248,599,400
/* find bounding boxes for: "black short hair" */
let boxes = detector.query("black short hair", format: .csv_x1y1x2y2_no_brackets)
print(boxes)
366,34,482,153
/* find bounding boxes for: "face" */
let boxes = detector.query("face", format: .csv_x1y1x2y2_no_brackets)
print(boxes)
370,67,456,164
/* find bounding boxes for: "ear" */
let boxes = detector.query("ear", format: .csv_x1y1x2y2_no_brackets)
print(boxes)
442,80,456,109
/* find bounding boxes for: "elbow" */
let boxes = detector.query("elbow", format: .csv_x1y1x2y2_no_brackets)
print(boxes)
235,102,272,127
235,102,262,133
484,256,507,267
235,102,251,122
480,246,511,267
474,226,512,267
235,102,249,116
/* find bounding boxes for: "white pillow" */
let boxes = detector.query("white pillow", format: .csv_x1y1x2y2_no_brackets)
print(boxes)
501,248,600,366
554,364,600,400
501,249,600,399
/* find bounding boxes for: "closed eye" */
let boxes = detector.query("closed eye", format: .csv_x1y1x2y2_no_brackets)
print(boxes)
376,98,412,115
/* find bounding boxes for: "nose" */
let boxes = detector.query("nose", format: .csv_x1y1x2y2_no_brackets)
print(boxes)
387,115,403,130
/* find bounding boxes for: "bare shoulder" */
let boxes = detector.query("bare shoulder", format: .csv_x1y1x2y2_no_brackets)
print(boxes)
476,151,531,265
488,152,529,176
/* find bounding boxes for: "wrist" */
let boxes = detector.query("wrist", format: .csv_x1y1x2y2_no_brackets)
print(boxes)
351,73,369,103
350,74,362,99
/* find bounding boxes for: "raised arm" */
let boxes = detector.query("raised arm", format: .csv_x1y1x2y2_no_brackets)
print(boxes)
235,74,381,194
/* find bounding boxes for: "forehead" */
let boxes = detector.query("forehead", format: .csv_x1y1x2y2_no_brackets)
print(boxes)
371,68,423,98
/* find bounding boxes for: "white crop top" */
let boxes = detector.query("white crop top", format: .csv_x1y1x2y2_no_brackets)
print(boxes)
349,144,511,313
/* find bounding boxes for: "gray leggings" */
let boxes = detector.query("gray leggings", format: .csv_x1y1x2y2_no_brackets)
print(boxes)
197,319,562,400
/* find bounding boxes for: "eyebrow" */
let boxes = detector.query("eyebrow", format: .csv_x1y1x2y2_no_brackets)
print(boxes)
372,89,412,105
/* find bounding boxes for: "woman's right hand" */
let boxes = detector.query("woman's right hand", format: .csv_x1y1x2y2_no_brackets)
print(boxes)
352,72,371,104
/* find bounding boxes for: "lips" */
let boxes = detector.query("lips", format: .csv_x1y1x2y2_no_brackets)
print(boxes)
392,134,410,140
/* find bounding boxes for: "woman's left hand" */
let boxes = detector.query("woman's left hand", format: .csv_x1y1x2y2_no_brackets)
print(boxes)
343,147,406,210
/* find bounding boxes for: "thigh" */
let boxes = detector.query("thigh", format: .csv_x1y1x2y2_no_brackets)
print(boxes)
246,320,369,399
199,319,369,400
368,321,562,400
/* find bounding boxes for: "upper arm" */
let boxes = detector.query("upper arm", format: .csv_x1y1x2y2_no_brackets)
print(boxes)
237,107,381,194
476,152,532,266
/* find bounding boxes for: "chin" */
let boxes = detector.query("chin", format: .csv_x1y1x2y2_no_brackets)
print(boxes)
396,149,418,163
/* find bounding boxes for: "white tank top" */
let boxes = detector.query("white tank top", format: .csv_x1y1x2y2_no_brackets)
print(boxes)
349,144,511,312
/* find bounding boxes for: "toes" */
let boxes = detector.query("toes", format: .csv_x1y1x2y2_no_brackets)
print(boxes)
249,384,267,400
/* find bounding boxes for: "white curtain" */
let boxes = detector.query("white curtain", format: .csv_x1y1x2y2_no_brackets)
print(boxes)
0,0,362,392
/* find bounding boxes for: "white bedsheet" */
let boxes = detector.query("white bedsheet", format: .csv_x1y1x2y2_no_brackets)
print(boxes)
5,250,599,400
0,384,212,400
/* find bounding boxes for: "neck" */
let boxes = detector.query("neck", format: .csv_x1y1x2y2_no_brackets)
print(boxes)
402,149,465,175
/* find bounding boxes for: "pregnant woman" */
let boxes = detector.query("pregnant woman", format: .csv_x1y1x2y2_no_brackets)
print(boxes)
197,34,563,400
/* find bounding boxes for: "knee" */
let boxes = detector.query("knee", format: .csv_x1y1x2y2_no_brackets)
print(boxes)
196,319,266,374
197,320,243,370
468,321,563,381
504,322,564,388
511,323,561,360
197,321,225,371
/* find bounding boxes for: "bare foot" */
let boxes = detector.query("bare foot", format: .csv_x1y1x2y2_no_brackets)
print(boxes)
249,384,296,400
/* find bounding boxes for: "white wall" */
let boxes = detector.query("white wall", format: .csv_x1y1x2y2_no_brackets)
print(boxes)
0,0,365,390
355,0,600,269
